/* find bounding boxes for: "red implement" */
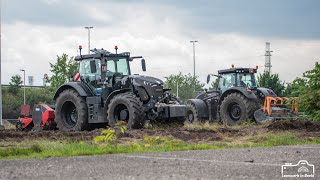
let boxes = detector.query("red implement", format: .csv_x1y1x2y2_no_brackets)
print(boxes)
17,104,56,131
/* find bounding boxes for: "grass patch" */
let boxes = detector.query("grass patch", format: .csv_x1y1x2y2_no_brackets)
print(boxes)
1,131,320,159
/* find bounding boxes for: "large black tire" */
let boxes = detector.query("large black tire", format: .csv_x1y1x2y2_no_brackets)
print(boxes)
248,100,261,119
220,93,252,126
107,92,145,129
185,103,200,124
55,89,89,131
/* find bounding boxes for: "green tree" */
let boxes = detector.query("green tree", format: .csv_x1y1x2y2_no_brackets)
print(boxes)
49,54,78,88
257,72,285,96
164,72,204,101
8,74,23,94
299,62,320,121
283,77,306,97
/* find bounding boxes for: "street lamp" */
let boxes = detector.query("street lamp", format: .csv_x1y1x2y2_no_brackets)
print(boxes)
190,40,198,91
20,69,26,105
84,26,93,54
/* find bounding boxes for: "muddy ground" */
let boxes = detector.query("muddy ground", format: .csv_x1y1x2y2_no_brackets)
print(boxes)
1,120,320,144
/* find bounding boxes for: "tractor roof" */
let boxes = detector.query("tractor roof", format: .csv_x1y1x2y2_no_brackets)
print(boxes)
75,48,130,61
218,68,257,74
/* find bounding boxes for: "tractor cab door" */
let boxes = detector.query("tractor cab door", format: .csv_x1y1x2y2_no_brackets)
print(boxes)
79,58,102,95
218,73,236,93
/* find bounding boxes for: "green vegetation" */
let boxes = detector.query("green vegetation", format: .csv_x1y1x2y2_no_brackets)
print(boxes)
257,71,285,96
49,54,78,89
8,74,23,94
1,131,320,159
94,122,127,144
2,87,55,118
164,72,204,101
297,62,320,121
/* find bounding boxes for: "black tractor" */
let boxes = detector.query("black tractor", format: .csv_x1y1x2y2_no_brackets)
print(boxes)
186,66,277,125
54,46,186,131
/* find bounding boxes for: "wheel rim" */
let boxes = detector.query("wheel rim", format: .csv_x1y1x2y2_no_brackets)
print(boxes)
187,110,194,122
61,101,78,127
114,104,129,122
228,103,242,121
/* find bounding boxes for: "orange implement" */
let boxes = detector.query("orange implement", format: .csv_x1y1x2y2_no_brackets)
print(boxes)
263,96,299,116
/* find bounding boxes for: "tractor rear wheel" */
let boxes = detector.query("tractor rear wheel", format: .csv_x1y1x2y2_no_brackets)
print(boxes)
107,92,145,129
220,93,252,126
185,103,200,124
55,89,88,131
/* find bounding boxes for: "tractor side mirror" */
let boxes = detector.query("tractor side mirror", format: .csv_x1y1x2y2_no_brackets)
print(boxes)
206,74,211,83
90,60,97,73
141,59,146,71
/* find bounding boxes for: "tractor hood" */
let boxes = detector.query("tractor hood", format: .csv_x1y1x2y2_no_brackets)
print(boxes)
257,87,277,97
122,75,164,100
128,75,164,86
256,87,277,101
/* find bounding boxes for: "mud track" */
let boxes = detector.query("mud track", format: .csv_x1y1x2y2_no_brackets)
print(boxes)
0,120,320,143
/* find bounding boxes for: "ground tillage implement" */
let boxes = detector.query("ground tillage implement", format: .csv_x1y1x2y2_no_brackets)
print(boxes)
16,104,56,131
186,66,298,125
253,96,299,123
54,46,186,131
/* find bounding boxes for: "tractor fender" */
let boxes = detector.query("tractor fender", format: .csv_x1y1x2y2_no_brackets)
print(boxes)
53,82,94,100
186,99,209,118
104,88,132,106
219,87,257,103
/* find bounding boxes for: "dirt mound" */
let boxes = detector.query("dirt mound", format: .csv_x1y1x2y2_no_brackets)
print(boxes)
268,120,320,131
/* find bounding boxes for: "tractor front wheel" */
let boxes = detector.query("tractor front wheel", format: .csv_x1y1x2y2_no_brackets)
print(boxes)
220,93,250,126
107,92,145,129
55,89,88,131
185,103,200,124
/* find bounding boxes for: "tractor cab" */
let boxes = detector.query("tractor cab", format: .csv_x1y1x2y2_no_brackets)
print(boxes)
217,67,258,92
207,66,258,93
75,46,146,96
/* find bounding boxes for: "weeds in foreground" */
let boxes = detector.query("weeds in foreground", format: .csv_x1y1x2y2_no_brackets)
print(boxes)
1,132,320,159
93,121,127,144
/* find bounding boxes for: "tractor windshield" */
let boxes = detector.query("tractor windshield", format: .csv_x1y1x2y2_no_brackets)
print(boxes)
106,58,130,76
238,73,257,88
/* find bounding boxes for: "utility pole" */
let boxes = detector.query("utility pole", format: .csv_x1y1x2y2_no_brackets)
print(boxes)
20,69,26,105
190,40,198,91
84,27,93,54
0,0,3,127
264,42,273,73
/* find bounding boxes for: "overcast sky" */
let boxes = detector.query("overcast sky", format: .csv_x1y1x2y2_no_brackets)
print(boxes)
1,0,319,86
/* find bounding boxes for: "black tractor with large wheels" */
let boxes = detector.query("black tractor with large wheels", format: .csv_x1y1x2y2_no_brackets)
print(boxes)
54,46,186,131
186,66,277,125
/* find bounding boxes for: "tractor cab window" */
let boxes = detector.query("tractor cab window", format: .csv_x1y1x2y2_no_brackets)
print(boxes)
79,59,101,87
219,73,236,92
238,73,257,88
105,58,130,77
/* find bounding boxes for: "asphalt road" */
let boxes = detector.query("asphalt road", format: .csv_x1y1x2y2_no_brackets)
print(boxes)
1,144,319,180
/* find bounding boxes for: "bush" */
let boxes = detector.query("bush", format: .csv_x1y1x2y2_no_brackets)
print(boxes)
2,87,55,118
